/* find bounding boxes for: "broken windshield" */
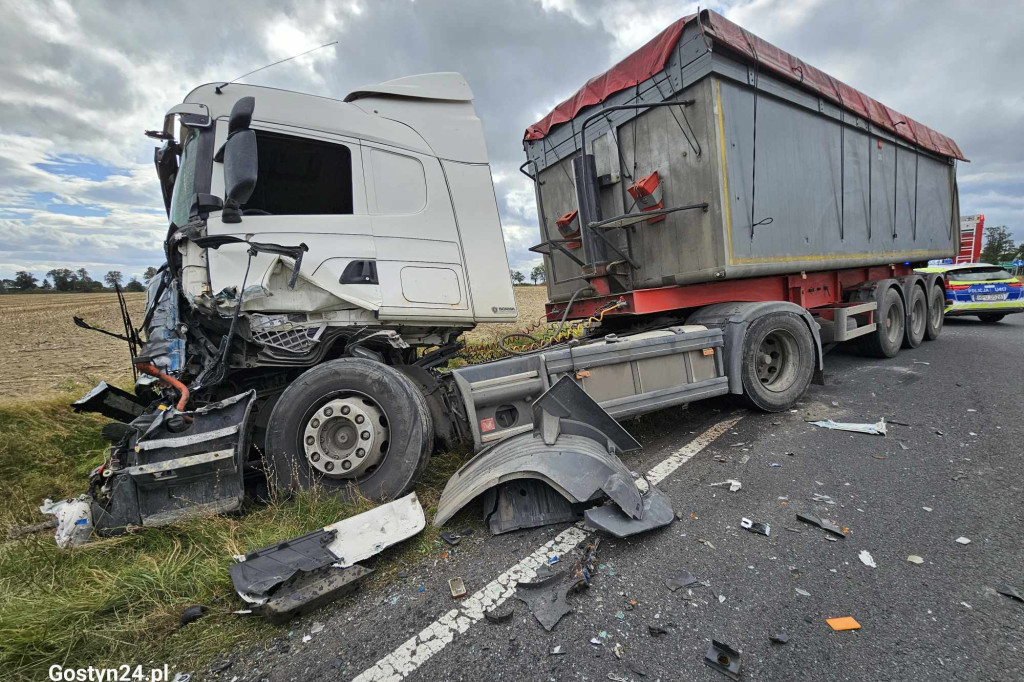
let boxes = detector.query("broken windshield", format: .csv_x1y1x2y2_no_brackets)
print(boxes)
169,126,200,227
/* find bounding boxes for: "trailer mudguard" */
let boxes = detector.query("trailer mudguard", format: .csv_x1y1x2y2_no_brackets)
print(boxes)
687,301,824,395
433,432,642,528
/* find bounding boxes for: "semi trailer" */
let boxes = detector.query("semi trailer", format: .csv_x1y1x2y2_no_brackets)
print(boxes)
73,10,962,535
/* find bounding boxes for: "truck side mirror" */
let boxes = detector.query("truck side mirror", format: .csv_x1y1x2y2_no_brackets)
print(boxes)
221,97,257,224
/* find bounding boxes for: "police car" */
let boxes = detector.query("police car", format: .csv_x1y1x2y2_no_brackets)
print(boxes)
915,263,1024,323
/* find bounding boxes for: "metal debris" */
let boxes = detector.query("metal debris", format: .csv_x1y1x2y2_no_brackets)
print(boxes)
740,517,770,536
809,419,887,436
704,640,742,680
796,512,846,537
858,550,877,568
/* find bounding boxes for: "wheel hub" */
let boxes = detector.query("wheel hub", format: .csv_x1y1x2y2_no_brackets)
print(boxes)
755,330,798,392
302,396,389,478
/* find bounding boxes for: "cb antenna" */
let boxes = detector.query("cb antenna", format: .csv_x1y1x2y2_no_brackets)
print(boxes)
215,40,338,93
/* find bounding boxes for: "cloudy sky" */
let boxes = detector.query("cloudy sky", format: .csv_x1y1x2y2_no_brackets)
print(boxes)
1,0,1021,284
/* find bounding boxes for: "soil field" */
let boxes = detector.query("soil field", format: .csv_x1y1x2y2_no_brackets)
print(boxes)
0,286,550,402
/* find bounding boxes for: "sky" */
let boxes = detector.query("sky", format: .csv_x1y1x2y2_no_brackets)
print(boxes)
1,0,1022,284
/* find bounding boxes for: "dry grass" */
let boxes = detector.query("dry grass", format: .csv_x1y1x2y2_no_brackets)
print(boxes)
0,293,146,402
462,285,549,344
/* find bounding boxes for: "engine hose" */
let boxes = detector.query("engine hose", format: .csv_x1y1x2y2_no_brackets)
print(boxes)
135,362,190,412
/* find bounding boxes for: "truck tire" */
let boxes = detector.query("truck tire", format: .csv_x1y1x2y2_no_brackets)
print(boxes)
978,313,1005,324
265,358,433,502
858,285,905,358
924,284,944,340
902,285,927,349
739,312,815,412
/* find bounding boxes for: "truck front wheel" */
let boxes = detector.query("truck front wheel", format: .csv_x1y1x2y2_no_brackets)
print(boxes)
739,313,815,412
265,358,433,502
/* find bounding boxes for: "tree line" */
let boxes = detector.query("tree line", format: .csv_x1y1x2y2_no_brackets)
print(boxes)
511,264,545,286
0,266,160,294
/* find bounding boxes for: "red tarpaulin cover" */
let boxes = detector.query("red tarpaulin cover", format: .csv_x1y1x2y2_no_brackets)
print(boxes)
524,10,965,161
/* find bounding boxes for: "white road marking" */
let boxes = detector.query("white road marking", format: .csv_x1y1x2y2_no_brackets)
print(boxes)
351,413,745,682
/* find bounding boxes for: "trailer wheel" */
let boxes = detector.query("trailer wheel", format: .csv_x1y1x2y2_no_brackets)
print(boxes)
739,313,815,412
924,284,944,340
265,358,433,502
978,313,1005,324
858,286,905,358
902,285,927,349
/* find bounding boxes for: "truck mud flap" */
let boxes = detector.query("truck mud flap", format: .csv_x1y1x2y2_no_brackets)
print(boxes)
584,485,674,538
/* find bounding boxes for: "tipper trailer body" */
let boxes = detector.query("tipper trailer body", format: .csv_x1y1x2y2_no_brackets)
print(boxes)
72,12,961,536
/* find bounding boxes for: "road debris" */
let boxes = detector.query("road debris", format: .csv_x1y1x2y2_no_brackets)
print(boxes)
741,517,770,536
440,531,462,546
449,577,467,598
697,539,716,549
649,624,670,637
180,605,206,627
484,604,514,623
997,586,1024,603
704,640,742,680
826,616,861,631
922,507,933,512
549,645,566,655
516,537,600,631
858,550,877,568
613,642,625,659
38,496,93,548
770,633,789,644
811,493,837,505
795,588,811,597
796,512,846,537
590,637,603,646
809,419,887,436
665,570,699,592
584,483,674,538
709,480,742,492
907,555,924,564
229,493,424,623
955,536,971,545
769,462,782,467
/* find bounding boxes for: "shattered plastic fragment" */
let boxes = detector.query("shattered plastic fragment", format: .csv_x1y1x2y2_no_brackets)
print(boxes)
826,616,861,631
795,588,810,597
997,586,1024,603
709,480,742,492
704,640,742,680
858,550,877,568
770,633,789,644
665,570,699,592
613,642,624,659
550,645,565,655
955,536,971,545
809,419,887,436
449,577,467,598
796,512,845,538
907,555,924,564
590,637,603,646
740,517,770,536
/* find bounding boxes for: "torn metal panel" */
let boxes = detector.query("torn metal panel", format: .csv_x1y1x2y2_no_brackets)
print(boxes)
230,528,340,599
256,564,373,625
323,492,426,567
433,432,642,527
796,512,846,537
71,382,149,423
483,479,580,535
704,640,742,680
584,485,674,538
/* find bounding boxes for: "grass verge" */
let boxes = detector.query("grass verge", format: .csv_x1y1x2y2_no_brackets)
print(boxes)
0,396,473,681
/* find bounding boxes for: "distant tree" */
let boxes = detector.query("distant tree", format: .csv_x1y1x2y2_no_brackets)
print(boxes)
980,225,1017,264
73,268,93,292
530,264,546,284
47,268,77,291
510,269,526,285
40,279,53,291
124,278,145,292
0,279,16,293
14,271,38,290
143,266,159,284
104,271,124,288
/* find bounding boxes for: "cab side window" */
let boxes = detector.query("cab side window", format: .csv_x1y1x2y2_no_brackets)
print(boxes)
243,130,353,215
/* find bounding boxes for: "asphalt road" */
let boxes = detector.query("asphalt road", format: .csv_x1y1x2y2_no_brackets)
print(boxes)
218,314,1024,682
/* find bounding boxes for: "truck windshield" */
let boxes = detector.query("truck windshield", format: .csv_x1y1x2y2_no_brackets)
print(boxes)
169,126,200,227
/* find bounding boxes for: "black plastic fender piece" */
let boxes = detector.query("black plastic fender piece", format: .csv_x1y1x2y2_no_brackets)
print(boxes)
687,301,824,395
583,485,674,538
434,432,642,527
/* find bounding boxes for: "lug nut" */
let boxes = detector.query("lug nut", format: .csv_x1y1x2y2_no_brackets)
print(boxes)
341,405,351,415
311,452,320,462
306,436,315,446
325,461,334,471
356,448,366,458
342,460,352,470
361,431,371,441
324,406,334,417
311,418,320,428
355,414,365,424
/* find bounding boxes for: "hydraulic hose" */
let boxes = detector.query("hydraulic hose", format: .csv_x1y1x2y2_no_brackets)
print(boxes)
135,362,190,412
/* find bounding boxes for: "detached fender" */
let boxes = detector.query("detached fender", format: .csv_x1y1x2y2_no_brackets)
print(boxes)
433,433,642,528
686,301,824,395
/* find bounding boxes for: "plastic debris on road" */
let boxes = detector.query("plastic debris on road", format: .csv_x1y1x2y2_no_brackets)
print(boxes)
955,536,971,545
709,480,742,492
998,586,1024,603
859,550,877,568
704,640,742,680
665,570,699,592
549,645,565,655
907,555,924,564
770,633,789,644
740,517,770,536
826,616,861,631
484,604,514,623
448,577,466,598
809,419,887,436
795,588,811,597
